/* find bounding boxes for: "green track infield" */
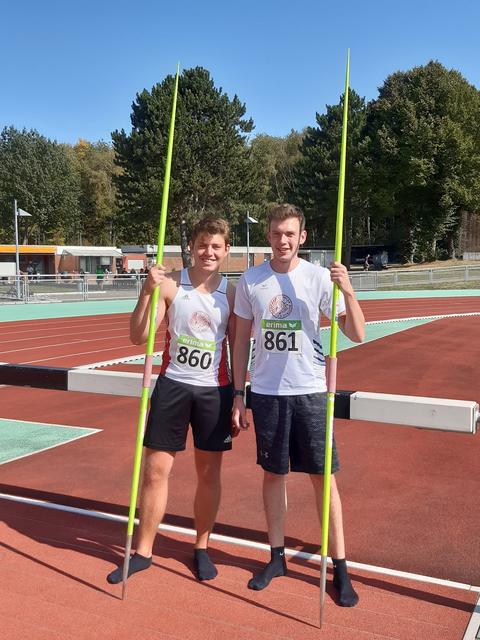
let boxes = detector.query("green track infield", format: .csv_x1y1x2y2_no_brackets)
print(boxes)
321,317,435,353
0,419,100,465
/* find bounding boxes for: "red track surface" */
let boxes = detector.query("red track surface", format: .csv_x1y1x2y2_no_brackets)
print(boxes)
1,500,477,640
1,296,479,638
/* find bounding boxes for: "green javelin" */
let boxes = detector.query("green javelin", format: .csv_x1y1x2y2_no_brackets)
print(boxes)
121,64,180,600
319,49,350,628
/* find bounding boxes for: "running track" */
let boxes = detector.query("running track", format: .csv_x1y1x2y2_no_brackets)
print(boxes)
1,295,479,639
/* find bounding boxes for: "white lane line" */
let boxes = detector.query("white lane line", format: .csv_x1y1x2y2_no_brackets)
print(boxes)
362,312,480,324
318,312,480,332
0,334,131,356
1,492,479,593
0,339,88,356
2,316,128,336
76,351,163,370
462,594,480,640
0,319,129,332
22,344,153,365
0,328,129,345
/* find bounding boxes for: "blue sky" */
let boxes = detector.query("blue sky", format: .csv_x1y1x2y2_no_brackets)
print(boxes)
2,0,479,144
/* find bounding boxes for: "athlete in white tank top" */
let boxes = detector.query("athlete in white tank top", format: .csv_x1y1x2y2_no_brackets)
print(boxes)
160,268,231,386
113,220,236,587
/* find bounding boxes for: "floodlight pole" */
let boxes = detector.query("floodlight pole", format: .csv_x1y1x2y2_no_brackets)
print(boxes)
245,213,258,269
246,211,250,269
13,199,21,299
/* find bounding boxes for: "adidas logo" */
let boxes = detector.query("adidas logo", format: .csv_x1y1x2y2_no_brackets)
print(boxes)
182,294,190,300
223,435,232,443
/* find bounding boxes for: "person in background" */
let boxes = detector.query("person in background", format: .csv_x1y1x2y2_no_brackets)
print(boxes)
96,265,105,290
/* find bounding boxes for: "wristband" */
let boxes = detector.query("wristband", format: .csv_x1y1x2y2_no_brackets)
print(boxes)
233,389,245,397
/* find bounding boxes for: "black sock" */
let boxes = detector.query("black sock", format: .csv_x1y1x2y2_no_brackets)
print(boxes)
106,552,152,584
332,558,359,607
248,546,287,591
194,549,218,581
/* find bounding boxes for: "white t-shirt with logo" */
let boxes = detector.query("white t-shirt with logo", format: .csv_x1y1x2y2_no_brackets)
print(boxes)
234,259,345,395
160,269,231,387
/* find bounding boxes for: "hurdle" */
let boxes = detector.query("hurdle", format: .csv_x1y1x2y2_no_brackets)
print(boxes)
0,363,478,434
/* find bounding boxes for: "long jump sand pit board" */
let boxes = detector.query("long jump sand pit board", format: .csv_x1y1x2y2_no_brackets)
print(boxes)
0,418,100,465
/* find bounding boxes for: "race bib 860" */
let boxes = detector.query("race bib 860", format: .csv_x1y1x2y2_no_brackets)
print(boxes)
176,334,215,369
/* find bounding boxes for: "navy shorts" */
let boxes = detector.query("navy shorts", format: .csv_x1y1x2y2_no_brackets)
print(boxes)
144,375,234,452
250,391,339,475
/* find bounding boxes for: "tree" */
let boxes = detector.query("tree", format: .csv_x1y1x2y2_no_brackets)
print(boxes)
72,140,119,245
112,67,262,263
290,90,369,265
250,130,303,203
231,130,303,247
364,61,480,262
0,127,81,244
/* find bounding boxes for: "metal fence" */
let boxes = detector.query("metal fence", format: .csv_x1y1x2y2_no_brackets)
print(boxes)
350,265,480,291
1,265,480,303
0,274,147,303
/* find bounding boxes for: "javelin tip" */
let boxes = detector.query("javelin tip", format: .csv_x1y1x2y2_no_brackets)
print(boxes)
319,555,328,628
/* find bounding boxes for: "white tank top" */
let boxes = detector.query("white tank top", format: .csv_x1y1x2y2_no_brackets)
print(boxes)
160,269,231,387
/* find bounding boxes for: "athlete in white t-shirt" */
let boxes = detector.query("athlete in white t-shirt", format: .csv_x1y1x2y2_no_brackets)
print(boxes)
107,217,235,586
232,204,365,607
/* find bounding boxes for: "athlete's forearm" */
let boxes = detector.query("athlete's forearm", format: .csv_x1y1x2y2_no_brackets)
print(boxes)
130,288,154,345
232,318,252,390
340,292,365,343
130,267,169,345
232,341,250,389
227,317,236,369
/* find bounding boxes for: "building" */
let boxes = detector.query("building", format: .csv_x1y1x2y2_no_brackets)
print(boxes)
0,245,122,275
121,245,272,272
58,247,122,274
0,243,273,276
0,245,56,275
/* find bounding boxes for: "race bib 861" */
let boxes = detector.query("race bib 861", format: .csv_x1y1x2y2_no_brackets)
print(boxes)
261,319,302,354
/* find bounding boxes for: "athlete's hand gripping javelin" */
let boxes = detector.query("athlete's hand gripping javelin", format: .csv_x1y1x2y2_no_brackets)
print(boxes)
329,261,354,296
143,264,169,294
329,261,365,344
130,264,176,347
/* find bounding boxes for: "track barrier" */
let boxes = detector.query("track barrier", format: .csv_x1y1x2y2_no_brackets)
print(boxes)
0,363,477,434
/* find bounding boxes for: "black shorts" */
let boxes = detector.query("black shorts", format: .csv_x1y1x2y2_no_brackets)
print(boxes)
250,391,339,475
144,375,233,452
